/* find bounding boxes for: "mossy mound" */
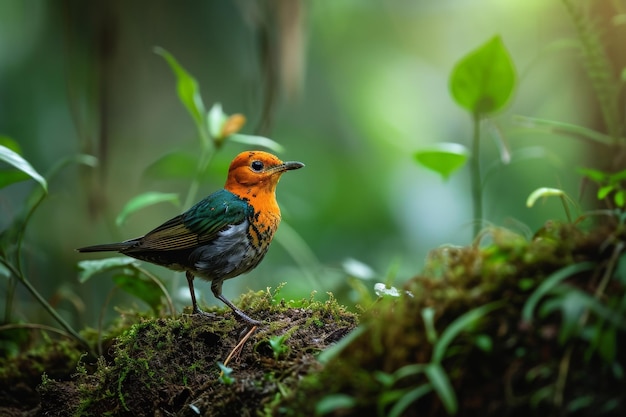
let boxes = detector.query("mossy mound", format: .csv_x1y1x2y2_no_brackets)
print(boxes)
283,221,626,416
35,290,356,416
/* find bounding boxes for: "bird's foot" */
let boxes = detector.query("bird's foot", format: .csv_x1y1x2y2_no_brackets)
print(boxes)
233,309,263,326
191,307,219,320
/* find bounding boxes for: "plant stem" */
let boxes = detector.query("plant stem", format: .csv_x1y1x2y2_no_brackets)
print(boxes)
0,258,90,350
471,113,483,237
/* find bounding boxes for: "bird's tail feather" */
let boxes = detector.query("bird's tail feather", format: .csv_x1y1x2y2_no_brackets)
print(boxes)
76,242,130,253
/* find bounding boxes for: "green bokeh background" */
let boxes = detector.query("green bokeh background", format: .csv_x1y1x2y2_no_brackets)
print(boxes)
1,0,620,328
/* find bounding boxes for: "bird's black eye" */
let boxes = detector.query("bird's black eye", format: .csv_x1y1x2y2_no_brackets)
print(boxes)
250,160,264,172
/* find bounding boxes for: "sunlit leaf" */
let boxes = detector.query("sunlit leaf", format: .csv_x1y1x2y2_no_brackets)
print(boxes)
0,144,47,191
208,102,228,139
154,47,205,127
116,192,180,227
414,143,470,180
526,187,566,208
597,185,614,200
144,151,199,180
113,274,163,312
449,35,516,115
614,189,625,207
78,257,139,283
228,134,285,153
425,363,457,415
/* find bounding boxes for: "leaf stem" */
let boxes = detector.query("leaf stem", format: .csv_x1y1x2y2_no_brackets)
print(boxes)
471,113,483,237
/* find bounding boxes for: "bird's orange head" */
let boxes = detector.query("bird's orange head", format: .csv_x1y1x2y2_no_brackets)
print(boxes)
224,151,304,200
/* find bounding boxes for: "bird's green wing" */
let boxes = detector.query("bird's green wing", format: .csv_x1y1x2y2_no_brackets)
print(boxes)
130,190,252,251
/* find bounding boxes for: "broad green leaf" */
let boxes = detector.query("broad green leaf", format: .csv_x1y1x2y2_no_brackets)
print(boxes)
78,257,139,283
154,47,205,127
425,363,457,415
113,274,163,312
414,142,469,180
228,134,285,153
0,136,21,153
0,144,47,191
432,301,502,363
116,192,180,227
144,151,199,180
521,262,595,323
0,170,30,189
450,35,516,115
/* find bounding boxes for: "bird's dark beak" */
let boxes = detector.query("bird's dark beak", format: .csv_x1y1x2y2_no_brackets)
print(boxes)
275,161,305,173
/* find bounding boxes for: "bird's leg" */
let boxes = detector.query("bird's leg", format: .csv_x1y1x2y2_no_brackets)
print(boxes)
185,271,215,318
211,280,262,325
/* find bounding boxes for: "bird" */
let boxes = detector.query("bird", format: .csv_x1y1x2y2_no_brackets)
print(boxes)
77,150,304,325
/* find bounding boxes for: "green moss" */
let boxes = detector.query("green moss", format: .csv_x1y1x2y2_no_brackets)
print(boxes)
283,221,626,416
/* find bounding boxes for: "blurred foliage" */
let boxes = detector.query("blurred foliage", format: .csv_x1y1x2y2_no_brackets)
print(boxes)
0,0,625,340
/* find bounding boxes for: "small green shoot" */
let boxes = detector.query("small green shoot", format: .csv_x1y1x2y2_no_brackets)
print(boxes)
268,334,290,360
526,187,576,223
217,361,235,385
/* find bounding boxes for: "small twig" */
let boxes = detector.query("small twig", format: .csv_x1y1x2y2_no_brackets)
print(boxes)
222,325,258,370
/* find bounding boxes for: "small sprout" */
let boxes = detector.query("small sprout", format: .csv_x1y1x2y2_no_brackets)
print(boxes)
268,334,290,360
526,187,575,223
217,362,234,385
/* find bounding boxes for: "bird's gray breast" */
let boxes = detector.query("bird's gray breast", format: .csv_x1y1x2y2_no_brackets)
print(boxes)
189,220,260,280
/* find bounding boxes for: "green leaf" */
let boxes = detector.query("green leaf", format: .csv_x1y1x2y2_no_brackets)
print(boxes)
115,192,180,227
578,167,609,182
614,189,625,207
425,363,457,415
597,185,614,200
78,257,139,283
432,301,502,363
154,47,205,128
521,262,595,324
387,384,433,417
450,35,516,115
514,116,616,146
0,144,47,191
315,394,356,416
113,274,163,312
144,151,200,180
414,143,470,180
0,170,30,189
228,134,285,154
